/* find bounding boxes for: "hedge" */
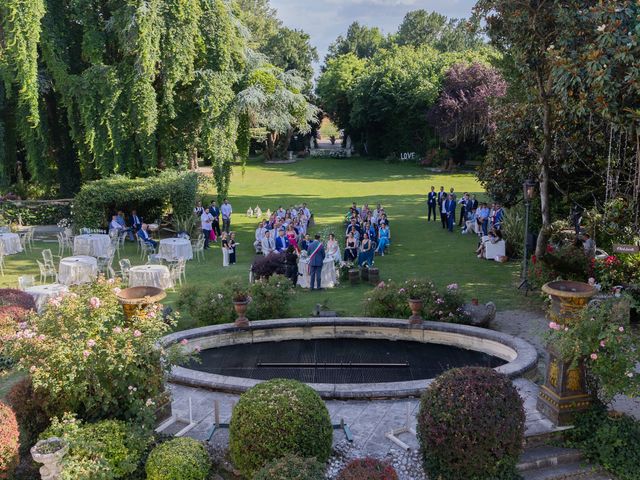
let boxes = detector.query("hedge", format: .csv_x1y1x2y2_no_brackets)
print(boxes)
73,171,198,229
145,437,210,480
0,200,71,226
0,402,19,479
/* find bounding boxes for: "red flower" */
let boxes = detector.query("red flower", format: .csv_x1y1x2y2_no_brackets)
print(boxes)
531,255,537,264
546,245,554,253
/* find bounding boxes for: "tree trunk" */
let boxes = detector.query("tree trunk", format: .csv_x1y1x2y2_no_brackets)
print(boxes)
188,146,198,170
264,132,276,161
535,85,553,258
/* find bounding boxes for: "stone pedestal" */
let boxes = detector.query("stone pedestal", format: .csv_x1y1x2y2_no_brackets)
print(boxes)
537,280,596,426
116,286,166,321
233,300,250,328
408,299,424,325
31,438,68,480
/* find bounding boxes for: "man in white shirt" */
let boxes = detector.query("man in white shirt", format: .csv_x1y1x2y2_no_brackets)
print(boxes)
302,203,311,219
109,214,124,237
261,230,275,256
201,208,213,249
254,221,266,253
221,198,232,233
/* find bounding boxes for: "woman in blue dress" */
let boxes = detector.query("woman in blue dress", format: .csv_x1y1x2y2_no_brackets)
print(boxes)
376,223,390,256
358,232,375,266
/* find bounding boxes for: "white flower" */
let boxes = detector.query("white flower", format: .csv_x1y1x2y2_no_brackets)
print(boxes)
597,24,606,32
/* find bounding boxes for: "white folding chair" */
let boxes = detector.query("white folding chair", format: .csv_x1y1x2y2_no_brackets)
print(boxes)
18,275,36,290
36,260,57,284
119,259,132,283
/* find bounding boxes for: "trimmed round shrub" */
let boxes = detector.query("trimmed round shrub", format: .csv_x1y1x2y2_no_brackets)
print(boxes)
145,437,210,480
337,458,398,480
0,289,36,311
6,378,53,448
253,454,325,480
417,367,525,480
229,379,332,478
0,402,19,479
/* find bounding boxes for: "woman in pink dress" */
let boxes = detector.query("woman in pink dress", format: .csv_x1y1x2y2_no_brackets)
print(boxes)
285,225,299,252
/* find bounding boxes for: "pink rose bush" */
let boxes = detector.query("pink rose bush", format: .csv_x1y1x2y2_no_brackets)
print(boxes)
6,277,190,425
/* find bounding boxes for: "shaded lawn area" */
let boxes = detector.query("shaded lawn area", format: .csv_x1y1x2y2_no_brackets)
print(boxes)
0,156,529,327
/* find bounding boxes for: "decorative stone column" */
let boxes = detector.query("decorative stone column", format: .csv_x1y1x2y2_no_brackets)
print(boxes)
31,438,68,480
537,280,597,426
116,286,166,321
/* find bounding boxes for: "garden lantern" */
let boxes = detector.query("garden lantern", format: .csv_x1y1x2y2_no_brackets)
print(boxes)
519,179,537,294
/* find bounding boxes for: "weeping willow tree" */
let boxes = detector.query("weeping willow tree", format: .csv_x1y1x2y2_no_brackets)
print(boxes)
0,0,247,197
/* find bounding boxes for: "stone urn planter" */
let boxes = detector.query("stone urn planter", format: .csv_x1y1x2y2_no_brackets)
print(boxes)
408,298,424,325
116,286,166,321
31,437,68,480
464,301,496,328
233,299,250,328
537,280,597,426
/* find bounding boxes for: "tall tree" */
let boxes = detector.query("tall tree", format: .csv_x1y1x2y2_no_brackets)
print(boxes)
261,27,318,87
396,10,483,52
325,22,385,62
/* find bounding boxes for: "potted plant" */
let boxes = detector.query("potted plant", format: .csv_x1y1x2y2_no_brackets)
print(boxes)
31,437,68,480
231,284,251,328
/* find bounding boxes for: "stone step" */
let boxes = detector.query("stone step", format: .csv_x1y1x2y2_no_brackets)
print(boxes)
520,462,612,480
518,446,583,471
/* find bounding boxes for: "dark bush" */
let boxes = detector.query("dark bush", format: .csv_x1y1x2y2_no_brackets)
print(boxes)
145,437,210,480
229,379,332,478
417,367,525,480
0,289,36,311
337,458,398,480
251,252,287,279
253,454,325,480
6,378,53,451
566,405,640,480
0,402,19,479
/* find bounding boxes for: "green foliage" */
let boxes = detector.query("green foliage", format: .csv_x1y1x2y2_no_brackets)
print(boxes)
145,437,210,480
6,378,52,451
229,379,332,478
73,171,198,229
0,401,19,480
326,22,386,61
500,206,524,258
417,367,525,480
6,278,186,425
337,458,398,480
529,244,592,290
42,414,151,480
363,279,470,324
565,405,640,480
396,10,483,52
545,298,639,403
253,454,325,480
261,27,318,88
177,275,292,325
0,200,71,226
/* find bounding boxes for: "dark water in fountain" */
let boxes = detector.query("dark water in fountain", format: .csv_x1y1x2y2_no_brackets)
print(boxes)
187,338,506,383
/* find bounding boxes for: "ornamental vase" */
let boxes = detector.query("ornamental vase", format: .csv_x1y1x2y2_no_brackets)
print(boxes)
233,300,249,328
408,298,424,325
31,438,68,480
116,286,166,321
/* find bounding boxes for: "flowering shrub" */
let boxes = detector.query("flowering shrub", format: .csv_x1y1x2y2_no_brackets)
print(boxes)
529,244,592,289
337,458,398,480
177,276,292,325
417,367,525,480
0,306,32,372
545,297,639,402
0,402,19,479
42,413,151,479
6,278,187,425
0,289,36,310
363,279,470,324
146,437,210,480
253,454,325,480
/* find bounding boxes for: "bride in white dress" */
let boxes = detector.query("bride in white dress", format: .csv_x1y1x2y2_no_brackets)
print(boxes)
326,233,341,263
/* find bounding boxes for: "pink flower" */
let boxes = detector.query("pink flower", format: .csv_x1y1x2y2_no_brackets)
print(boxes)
30,365,37,373
446,283,458,290
147,311,156,319
133,330,142,337
398,288,406,294
113,287,121,294
180,339,189,346
619,326,625,332
113,326,122,334
590,353,598,360
89,297,101,309
377,281,386,289
548,321,560,331
564,327,569,331
600,340,606,348
83,350,91,358
107,278,115,284
87,339,96,348
48,297,61,308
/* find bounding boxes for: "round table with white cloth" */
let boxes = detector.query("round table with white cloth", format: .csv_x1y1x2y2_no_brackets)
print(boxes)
158,238,193,262
59,256,99,285
128,265,173,290
297,257,337,289
73,234,111,257
25,284,69,312
0,233,23,255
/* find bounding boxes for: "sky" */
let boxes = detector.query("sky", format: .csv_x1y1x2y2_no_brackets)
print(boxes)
270,0,477,73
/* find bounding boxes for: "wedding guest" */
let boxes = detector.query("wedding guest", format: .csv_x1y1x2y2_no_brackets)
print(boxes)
492,203,504,230
458,193,469,227
358,232,375,266
326,233,341,262
261,230,275,256
138,223,158,249
427,186,437,222
201,208,213,249
110,214,125,236
376,223,390,255
438,186,447,229
477,229,503,258
300,233,311,251
445,194,456,232
221,232,229,267
254,221,266,252
286,225,299,252
307,234,325,291
194,201,204,217
275,229,288,252
344,231,358,261
583,233,596,257
130,210,142,233
209,201,221,238
221,198,232,233
285,245,299,287
228,232,237,264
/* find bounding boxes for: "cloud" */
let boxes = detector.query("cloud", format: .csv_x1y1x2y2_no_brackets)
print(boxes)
269,0,476,76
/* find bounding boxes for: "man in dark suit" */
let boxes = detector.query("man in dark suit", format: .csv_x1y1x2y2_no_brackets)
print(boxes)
209,201,221,238
307,234,325,290
275,229,289,252
437,186,447,229
445,194,457,232
427,186,437,222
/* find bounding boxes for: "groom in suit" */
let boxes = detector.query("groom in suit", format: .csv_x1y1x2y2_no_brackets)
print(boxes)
437,186,447,229
427,186,437,222
445,194,457,232
307,234,325,290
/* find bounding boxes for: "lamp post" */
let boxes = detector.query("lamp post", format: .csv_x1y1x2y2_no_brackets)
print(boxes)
518,180,537,294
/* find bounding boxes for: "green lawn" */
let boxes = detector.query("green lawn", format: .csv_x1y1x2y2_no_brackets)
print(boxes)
1,156,529,326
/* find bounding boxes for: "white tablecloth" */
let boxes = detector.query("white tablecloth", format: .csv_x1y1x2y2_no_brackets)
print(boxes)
297,257,337,289
25,284,69,312
158,238,193,261
0,233,23,255
59,256,99,285
129,265,173,290
73,234,111,257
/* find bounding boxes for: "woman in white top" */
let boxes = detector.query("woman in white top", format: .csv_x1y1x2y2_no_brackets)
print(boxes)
221,232,230,267
326,233,341,263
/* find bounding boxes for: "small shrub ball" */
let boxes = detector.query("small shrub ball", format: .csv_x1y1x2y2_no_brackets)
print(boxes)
145,437,210,480
229,379,332,478
337,457,399,480
253,454,325,480
0,402,19,479
417,367,525,480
